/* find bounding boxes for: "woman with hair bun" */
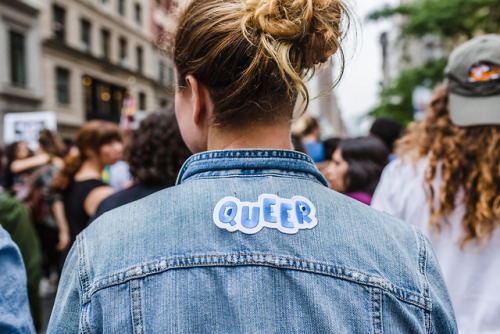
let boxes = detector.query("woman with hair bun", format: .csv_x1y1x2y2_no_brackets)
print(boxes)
49,1,456,332
52,121,122,260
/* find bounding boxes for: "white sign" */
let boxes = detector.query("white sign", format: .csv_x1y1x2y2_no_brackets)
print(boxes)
4,111,57,150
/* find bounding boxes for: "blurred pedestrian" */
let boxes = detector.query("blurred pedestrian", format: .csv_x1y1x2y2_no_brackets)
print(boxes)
52,121,122,264
92,111,191,220
325,136,388,205
49,0,456,332
293,115,325,162
369,117,402,162
28,129,67,295
323,137,341,163
372,34,500,333
1,141,31,192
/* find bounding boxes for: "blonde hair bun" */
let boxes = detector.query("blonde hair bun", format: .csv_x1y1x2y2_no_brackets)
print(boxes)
242,0,345,68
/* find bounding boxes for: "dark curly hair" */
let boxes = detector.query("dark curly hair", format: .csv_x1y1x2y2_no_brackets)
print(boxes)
125,111,192,187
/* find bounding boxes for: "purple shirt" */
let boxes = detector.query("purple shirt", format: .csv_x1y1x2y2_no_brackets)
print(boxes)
346,192,372,205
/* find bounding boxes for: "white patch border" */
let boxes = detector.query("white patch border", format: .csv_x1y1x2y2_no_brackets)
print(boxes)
213,194,318,235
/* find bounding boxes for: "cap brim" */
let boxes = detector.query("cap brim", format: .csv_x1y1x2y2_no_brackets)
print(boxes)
449,93,500,126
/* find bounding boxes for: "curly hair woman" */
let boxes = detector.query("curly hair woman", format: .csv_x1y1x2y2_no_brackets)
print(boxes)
49,1,455,332
372,34,500,333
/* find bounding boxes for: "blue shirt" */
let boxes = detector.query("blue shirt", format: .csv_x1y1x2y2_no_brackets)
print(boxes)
0,226,35,333
48,149,457,333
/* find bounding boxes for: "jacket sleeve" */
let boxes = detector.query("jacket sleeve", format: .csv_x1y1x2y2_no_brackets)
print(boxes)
0,226,36,334
47,240,83,333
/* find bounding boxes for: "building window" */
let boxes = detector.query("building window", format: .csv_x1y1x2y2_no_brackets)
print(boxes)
53,5,66,42
56,67,70,104
136,46,143,74
138,92,146,110
83,75,125,122
118,0,125,16
135,3,141,26
9,30,26,87
101,29,110,61
119,37,128,67
80,19,91,52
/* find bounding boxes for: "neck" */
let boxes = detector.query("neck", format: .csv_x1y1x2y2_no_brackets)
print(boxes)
75,158,104,180
207,123,293,151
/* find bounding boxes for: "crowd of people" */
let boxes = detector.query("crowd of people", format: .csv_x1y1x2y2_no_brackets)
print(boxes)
0,0,498,333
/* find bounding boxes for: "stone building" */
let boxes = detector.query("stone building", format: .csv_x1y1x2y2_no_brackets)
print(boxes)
37,0,175,138
0,0,43,139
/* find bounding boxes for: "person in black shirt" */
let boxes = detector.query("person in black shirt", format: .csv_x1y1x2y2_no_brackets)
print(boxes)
52,121,122,264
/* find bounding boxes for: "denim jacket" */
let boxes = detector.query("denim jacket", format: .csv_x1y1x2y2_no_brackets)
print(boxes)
48,150,457,333
0,226,35,333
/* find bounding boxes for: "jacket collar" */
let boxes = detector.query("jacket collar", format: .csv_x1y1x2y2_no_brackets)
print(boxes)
176,149,328,186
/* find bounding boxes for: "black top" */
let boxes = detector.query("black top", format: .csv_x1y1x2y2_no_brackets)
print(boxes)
91,183,165,222
63,179,105,243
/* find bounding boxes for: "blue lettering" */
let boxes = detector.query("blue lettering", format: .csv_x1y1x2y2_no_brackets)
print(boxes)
241,205,260,229
263,197,277,224
280,202,294,229
295,201,312,225
219,201,238,226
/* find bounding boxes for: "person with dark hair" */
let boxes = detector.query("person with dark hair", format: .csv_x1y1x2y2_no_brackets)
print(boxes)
92,112,191,220
1,141,31,191
372,34,500,333
369,117,402,161
369,117,403,151
322,137,341,162
49,1,456,332
325,136,388,205
52,121,122,263
27,130,66,297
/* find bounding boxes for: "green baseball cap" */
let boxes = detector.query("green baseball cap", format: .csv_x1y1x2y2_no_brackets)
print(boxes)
445,34,500,126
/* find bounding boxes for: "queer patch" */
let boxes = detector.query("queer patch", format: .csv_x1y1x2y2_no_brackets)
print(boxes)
213,194,317,234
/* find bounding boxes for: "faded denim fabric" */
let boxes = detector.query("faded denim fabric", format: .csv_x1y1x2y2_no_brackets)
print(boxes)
0,226,36,334
48,150,457,333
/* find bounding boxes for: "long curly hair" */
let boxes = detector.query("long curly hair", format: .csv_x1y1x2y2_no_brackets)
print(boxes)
395,84,500,248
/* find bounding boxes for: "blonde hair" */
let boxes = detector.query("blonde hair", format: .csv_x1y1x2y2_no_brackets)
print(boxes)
172,0,349,127
396,85,500,248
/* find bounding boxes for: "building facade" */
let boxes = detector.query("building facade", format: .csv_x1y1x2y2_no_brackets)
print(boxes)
0,0,43,140
38,0,175,139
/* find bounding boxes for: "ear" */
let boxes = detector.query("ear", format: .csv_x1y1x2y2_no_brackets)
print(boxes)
184,75,213,126
84,147,97,159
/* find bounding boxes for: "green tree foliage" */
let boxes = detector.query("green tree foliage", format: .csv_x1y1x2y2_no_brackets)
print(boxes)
368,0,500,123
370,58,447,125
